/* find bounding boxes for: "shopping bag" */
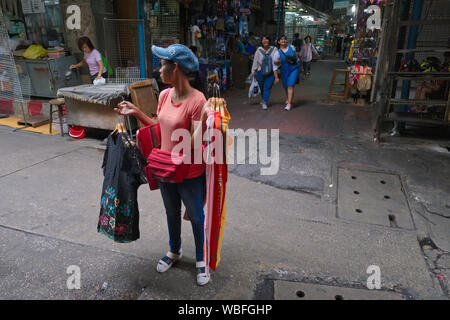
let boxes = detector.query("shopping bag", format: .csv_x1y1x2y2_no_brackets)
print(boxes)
248,77,261,98
245,73,252,84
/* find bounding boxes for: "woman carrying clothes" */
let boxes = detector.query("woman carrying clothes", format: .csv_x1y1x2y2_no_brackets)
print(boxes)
273,35,300,111
300,35,318,80
114,44,211,286
251,36,280,110
70,37,108,84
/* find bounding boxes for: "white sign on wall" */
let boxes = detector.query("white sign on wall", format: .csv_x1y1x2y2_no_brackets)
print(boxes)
20,0,45,14
66,5,81,31
366,5,381,30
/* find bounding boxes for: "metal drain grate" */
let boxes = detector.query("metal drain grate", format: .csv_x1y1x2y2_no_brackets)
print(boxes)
274,281,404,300
337,168,414,230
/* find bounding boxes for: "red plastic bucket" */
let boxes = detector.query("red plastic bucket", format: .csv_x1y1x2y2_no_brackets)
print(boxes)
69,126,86,139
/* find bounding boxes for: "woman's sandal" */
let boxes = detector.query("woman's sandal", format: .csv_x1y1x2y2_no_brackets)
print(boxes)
156,249,182,273
196,261,210,286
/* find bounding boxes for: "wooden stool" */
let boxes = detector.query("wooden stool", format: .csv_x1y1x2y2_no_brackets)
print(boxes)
48,98,65,136
328,69,350,101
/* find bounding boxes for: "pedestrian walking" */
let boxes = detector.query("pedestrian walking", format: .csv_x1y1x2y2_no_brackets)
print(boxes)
70,37,108,84
336,36,343,58
251,36,279,110
299,35,318,80
273,35,300,111
292,33,303,53
114,44,211,286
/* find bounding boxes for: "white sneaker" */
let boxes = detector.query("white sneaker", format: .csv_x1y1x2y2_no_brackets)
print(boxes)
196,261,210,286
285,104,292,111
262,103,268,110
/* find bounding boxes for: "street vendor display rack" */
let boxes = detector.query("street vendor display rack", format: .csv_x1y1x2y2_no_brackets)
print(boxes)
374,0,450,142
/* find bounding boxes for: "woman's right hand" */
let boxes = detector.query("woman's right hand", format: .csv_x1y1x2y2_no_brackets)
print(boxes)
69,64,76,70
114,101,138,116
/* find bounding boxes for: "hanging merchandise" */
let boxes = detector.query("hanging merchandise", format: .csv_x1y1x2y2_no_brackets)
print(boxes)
190,25,203,53
239,0,251,16
238,16,248,39
98,124,148,243
206,69,220,97
225,15,236,36
203,90,231,275
216,34,226,58
221,64,227,90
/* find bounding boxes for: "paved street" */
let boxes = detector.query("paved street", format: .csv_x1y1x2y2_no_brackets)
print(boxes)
1,57,449,300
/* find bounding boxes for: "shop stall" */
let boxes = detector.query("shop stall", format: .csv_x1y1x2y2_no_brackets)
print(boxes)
1,0,81,99
57,83,131,131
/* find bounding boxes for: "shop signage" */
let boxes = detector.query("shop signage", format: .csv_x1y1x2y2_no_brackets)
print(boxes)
66,5,81,31
366,5,381,30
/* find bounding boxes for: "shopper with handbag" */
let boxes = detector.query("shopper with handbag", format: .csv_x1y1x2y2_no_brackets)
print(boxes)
273,35,300,111
251,35,279,110
114,44,211,286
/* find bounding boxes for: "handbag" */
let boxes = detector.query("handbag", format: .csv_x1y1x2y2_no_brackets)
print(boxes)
147,148,188,183
137,122,161,190
280,48,297,65
136,88,169,189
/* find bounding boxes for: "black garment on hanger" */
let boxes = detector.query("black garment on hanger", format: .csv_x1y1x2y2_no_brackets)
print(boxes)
97,132,147,243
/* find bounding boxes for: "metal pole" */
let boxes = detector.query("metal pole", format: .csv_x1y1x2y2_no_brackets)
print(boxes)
398,0,423,131
137,0,146,79
276,0,284,41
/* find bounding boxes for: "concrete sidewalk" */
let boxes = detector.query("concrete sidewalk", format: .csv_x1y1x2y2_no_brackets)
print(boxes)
0,56,449,300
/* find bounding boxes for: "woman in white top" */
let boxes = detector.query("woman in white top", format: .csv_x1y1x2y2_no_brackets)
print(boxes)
251,36,279,110
273,35,300,111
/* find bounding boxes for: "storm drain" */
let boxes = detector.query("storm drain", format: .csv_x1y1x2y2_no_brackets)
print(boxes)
337,168,414,230
274,281,404,300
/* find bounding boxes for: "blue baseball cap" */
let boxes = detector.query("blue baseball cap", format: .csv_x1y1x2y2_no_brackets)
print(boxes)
152,44,199,74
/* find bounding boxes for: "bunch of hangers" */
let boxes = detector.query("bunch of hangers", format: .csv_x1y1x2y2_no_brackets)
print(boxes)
210,83,226,118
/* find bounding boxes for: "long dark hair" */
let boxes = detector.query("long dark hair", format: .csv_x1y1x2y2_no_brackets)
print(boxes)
77,36,94,51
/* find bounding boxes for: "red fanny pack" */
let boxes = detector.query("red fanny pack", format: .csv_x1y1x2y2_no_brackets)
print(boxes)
147,148,188,183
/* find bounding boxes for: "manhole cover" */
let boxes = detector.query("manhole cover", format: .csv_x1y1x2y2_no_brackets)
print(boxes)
337,168,414,230
274,281,404,300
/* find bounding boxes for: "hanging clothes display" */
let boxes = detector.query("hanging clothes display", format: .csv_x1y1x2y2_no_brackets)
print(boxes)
203,93,231,276
97,126,147,243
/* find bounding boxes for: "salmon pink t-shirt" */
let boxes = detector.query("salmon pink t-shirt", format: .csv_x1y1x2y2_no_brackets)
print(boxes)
157,88,207,179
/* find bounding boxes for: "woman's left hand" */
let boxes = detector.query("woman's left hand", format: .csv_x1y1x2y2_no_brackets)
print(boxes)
95,75,102,80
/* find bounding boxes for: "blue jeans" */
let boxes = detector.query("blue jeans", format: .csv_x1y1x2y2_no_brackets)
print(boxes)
159,173,205,262
257,70,275,104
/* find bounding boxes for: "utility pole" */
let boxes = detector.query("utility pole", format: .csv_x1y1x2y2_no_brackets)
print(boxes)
276,0,284,41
